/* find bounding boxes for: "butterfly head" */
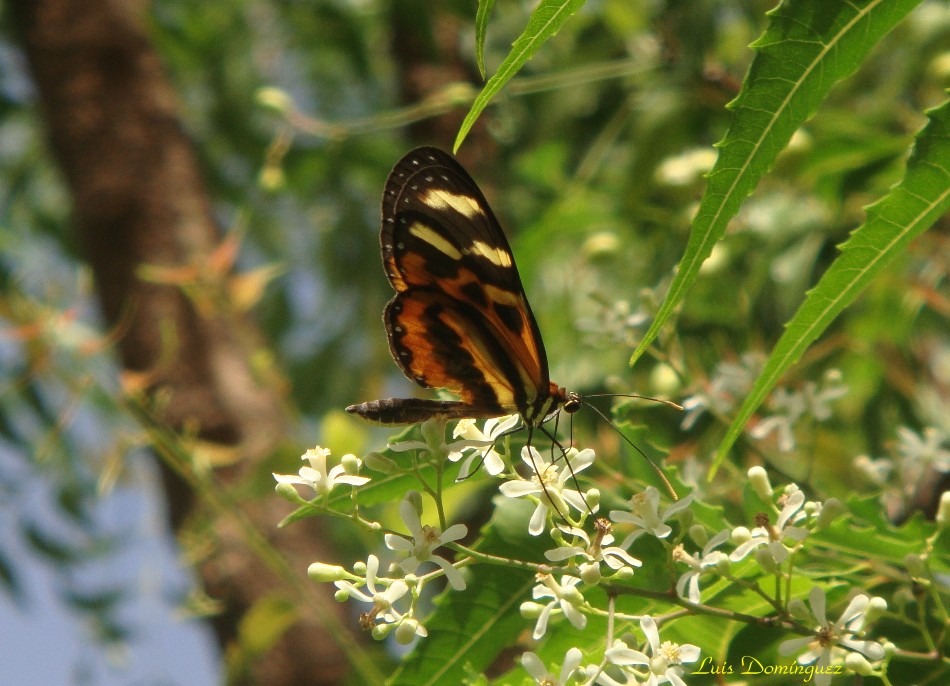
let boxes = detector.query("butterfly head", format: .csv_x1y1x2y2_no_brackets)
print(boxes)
563,390,582,415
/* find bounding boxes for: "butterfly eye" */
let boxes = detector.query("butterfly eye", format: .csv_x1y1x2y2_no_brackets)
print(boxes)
563,393,582,414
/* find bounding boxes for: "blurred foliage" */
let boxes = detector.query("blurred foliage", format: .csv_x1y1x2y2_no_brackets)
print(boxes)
1,0,949,682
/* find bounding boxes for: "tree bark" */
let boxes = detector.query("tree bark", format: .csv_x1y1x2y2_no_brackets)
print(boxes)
9,1,352,683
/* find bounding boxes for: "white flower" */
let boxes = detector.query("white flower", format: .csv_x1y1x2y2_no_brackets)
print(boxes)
673,529,729,603
897,426,950,470
545,520,642,573
522,647,584,686
393,617,428,644
610,487,693,548
729,488,808,564
273,446,369,497
384,496,468,590
749,388,806,452
499,446,596,535
803,372,848,420
680,353,761,430
749,374,847,452
450,414,520,478
635,615,701,686
590,638,651,685
333,555,413,633
779,587,886,686
522,574,587,639
852,454,893,486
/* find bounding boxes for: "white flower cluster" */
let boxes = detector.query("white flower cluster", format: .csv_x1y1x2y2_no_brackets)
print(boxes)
853,423,950,516
681,360,847,454
273,424,888,686
523,616,701,686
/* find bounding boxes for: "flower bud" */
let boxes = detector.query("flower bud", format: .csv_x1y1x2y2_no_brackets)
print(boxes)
394,619,423,645
405,490,424,517
787,598,809,621
937,491,950,530
755,547,781,575
274,482,302,502
307,562,348,582
582,232,620,259
904,553,927,577
371,623,392,641
814,498,845,529
613,566,636,581
258,166,285,192
580,562,601,585
748,466,773,501
844,652,873,675
341,453,363,475
255,87,292,113
650,363,680,395
520,601,543,618
864,596,888,624
561,585,585,605
675,505,694,529
731,527,752,545
689,525,709,547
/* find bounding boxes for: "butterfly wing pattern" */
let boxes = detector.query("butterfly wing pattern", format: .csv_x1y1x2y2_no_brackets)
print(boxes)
347,147,577,426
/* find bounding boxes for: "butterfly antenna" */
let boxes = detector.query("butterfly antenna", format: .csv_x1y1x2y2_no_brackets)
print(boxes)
582,400,679,501
584,392,684,411
522,424,575,524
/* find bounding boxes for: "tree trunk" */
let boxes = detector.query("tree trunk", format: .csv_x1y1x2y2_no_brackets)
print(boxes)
8,1,353,683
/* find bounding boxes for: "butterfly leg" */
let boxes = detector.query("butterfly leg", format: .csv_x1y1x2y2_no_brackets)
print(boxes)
538,422,596,520
523,425,563,524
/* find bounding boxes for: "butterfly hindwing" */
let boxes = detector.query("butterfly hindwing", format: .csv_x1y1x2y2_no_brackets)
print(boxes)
385,287,525,412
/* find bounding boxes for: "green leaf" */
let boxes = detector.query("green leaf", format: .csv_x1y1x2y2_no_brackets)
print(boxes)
474,0,497,79
629,0,924,369
814,495,937,566
712,97,950,472
388,498,546,686
454,0,587,151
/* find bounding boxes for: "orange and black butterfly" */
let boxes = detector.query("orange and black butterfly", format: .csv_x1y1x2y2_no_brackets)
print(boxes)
347,147,579,429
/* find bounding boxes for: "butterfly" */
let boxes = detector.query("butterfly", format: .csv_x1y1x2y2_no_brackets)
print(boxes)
346,147,579,429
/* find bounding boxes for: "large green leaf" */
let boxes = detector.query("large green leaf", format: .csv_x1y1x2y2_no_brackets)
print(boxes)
629,0,923,369
814,495,941,567
712,97,950,471
454,0,587,151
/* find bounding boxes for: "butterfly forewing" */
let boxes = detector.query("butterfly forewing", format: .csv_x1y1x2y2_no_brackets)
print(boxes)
350,147,564,424
382,150,521,292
